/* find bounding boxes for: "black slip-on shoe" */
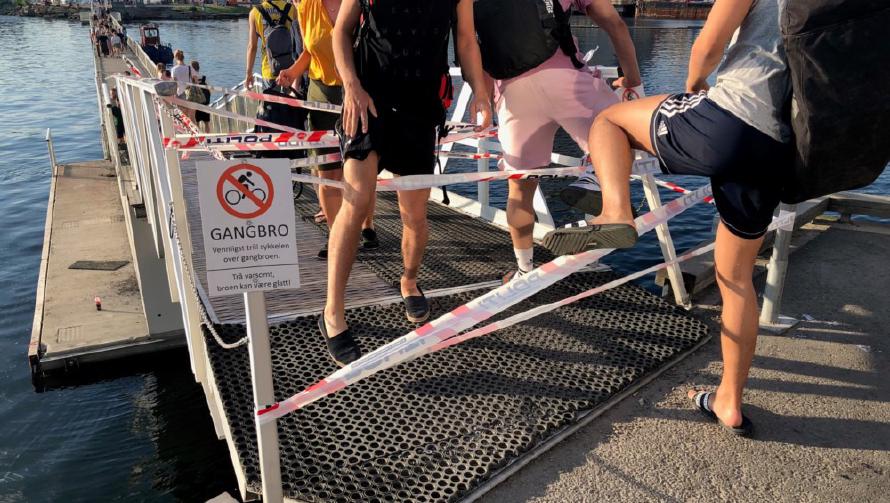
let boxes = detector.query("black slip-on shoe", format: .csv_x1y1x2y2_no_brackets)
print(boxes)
361,228,380,250
317,316,361,367
402,287,430,323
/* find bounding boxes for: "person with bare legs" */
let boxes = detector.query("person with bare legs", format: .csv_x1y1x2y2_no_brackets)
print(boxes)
473,0,641,282
319,0,492,365
543,0,793,435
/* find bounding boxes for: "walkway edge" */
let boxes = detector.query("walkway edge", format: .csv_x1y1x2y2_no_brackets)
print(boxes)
29,166,57,380
463,332,714,503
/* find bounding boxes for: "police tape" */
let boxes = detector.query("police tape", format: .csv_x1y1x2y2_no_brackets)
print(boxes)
163,96,496,147
160,99,226,161
629,174,716,204
434,209,795,351
290,152,343,169
164,131,338,151
187,80,479,132
256,184,713,424
287,159,663,192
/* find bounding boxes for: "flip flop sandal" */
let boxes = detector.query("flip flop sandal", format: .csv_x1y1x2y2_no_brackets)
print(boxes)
402,287,430,323
317,316,361,367
691,391,754,437
542,223,638,256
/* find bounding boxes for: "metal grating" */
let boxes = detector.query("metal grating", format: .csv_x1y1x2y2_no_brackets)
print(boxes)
204,271,709,502
293,187,557,290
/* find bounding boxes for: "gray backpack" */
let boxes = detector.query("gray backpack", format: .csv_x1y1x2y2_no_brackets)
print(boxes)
256,2,296,77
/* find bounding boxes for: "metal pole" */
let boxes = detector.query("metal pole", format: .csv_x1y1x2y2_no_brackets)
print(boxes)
759,203,797,328
244,291,283,503
45,129,57,177
640,170,690,307
477,139,490,218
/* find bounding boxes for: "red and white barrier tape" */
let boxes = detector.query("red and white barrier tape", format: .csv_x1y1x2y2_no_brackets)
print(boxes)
435,209,794,351
256,184,713,424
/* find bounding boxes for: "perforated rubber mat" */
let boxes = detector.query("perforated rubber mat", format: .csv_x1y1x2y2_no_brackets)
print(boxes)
293,187,556,289
205,271,709,502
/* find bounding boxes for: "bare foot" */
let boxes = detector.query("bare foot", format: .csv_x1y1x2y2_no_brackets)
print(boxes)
687,389,743,428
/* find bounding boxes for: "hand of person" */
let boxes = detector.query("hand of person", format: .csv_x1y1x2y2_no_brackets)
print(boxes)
276,68,294,88
245,73,254,90
469,92,493,131
686,77,710,94
342,80,377,137
611,77,645,101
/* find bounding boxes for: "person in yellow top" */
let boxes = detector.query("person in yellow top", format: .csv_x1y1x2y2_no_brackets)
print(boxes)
278,0,377,259
245,0,298,89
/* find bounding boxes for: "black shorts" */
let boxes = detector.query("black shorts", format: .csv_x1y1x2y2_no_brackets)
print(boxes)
650,93,793,239
337,103,443,177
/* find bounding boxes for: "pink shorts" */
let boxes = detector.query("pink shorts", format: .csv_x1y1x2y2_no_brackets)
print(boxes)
496,68,618,170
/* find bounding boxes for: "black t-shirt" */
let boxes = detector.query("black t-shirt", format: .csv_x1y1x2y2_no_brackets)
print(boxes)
355,0,456,113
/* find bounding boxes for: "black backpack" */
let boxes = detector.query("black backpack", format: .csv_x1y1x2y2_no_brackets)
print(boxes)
474,0,584,80
254,85,308,160
780,0,890,203
354,0,456,107
255,2,296,78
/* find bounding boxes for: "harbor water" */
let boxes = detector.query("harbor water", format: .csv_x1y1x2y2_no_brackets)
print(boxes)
1,14,887,502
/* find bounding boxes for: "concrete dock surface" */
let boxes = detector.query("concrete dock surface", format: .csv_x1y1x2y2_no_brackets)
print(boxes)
482,220,889,503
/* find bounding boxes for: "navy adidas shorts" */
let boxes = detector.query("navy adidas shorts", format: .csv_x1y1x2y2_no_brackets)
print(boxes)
650,93,792,239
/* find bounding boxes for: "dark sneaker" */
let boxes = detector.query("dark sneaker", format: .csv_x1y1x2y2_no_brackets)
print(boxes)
402,287,429,323
317,316,361,367
542,223,638,256
361,228,379,249
317,246,328,260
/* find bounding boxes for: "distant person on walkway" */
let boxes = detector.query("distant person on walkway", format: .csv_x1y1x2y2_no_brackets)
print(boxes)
107,88,126,147
543,0,792,437
277,0,378,260
97,29,110,57
245,0,298,89
110,31,122,57
171,50,197,122
317,0,492,366
156,62,166,80
191,60,212,132
474,0,641,283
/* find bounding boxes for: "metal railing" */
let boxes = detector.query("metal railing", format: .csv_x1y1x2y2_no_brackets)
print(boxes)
106,65,809,499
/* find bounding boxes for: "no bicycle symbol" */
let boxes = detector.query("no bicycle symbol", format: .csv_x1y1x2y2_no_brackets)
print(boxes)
216,163,275,219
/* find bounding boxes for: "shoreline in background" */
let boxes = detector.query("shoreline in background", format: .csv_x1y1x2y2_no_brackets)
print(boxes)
3,3,249,21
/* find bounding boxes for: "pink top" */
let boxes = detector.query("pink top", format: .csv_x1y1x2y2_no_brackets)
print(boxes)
496,0,592,93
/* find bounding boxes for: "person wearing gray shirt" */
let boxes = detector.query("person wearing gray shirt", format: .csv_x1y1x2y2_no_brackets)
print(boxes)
541,0,793,437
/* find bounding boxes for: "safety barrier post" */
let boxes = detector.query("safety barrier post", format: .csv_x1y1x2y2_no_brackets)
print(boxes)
477,138,491,219
759,203,799,333
244,291,283,503
45,129,57,177
640,166,690,307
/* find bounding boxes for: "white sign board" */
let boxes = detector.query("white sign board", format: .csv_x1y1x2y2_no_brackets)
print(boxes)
196,159,300,296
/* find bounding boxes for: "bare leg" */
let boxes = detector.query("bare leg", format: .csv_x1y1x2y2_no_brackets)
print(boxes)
588,95,668,226
396,188,430,297
506,179,538,251
363,189,376,231
318,168,343,229
688,222,764,428
324,153,378,335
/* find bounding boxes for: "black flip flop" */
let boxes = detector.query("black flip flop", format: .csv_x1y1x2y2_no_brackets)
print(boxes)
317,316,361,367
402,287,430,323
542,223,638,256
691,391,754,437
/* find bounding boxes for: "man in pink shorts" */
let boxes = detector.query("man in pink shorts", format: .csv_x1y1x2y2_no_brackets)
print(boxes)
475,0,642,280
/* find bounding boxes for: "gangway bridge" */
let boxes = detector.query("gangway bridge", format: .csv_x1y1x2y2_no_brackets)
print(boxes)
34,11,887,503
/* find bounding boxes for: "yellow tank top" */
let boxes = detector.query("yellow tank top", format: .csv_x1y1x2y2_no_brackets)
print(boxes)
298,0,341,86
253,0,295,81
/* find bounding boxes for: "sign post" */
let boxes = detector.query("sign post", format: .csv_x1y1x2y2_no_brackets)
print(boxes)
196,159,299,503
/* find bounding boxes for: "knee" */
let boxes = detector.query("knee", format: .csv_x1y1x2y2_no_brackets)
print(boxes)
400,208,428,231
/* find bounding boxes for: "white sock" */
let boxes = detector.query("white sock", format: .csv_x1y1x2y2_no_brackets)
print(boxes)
514,247,533,273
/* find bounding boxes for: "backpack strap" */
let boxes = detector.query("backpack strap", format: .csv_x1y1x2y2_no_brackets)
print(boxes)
267,1,292,27
255,4,277,30
552,1,584,70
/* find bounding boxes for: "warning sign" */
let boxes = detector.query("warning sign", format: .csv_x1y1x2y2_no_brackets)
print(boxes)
196,160,300,296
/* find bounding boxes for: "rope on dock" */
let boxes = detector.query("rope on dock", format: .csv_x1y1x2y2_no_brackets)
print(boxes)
168,202,248,350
